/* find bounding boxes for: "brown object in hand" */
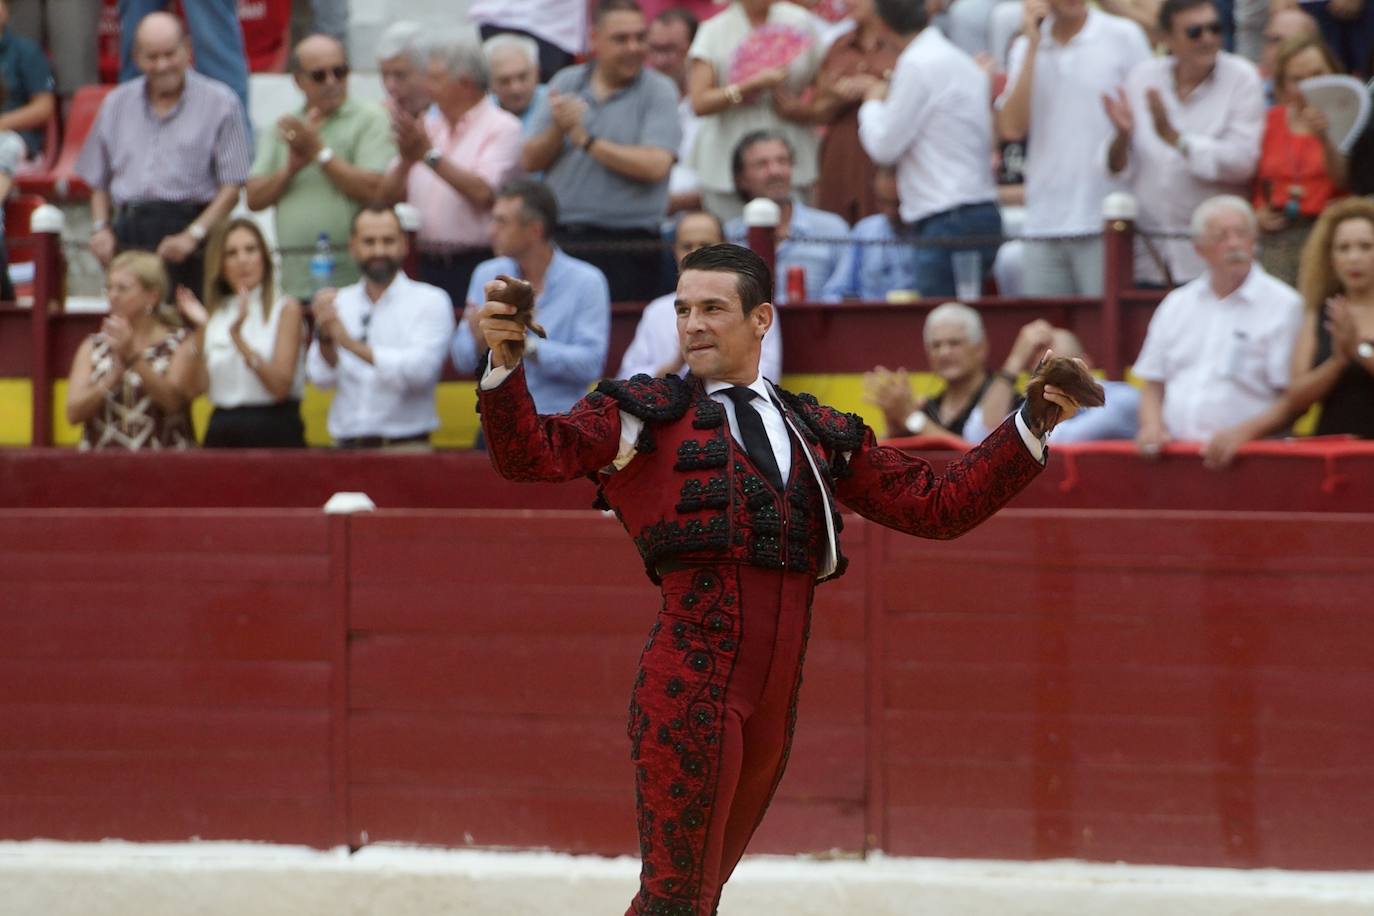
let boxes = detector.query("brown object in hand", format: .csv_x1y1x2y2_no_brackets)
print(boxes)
1024,356,1106,433
487,274,547,364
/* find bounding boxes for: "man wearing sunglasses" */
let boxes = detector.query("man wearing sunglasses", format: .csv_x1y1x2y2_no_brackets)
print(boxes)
247,34,397,307
1102,0,1264,287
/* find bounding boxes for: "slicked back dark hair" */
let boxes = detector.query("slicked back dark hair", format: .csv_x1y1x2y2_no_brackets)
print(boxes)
1159,0,1217,34
680,243,772,314
873,0,928,35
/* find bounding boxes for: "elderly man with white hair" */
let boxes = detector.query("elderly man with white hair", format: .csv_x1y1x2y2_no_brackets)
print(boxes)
377,21,432,118
863,300,996,441
1133,195,1304,468
380,26,524,310
483,33,549,137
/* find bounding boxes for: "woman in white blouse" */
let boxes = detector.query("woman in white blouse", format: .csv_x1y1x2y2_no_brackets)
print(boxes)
174,217,307,447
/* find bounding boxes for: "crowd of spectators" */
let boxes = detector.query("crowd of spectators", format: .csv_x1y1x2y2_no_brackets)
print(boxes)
14,0,1368,453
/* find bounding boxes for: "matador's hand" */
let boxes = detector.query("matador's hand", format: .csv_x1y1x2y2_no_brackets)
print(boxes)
480,275,547,368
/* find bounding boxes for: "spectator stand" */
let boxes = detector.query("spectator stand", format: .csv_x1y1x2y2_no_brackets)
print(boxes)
0,207,1179,448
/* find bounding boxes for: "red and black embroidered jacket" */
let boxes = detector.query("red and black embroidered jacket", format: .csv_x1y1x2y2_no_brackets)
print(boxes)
477,366,1044,584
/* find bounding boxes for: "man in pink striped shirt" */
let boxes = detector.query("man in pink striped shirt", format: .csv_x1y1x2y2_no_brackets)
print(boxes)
380,26,524,308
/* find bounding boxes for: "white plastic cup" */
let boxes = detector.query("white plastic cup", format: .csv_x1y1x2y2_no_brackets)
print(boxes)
952,250,983,301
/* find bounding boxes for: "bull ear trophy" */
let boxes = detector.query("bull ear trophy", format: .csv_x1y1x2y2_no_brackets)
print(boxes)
1025,357,1106,432
489,274,547,363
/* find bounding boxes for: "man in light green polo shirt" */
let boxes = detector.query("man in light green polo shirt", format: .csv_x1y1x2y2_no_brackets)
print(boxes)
246,34,396,301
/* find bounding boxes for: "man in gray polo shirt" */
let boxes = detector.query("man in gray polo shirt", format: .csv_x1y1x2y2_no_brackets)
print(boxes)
522,0,681,302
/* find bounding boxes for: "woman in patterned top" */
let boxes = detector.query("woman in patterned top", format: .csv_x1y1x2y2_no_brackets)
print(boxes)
65,251,197,450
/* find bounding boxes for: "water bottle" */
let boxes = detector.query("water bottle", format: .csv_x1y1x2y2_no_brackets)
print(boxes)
309,232,335,294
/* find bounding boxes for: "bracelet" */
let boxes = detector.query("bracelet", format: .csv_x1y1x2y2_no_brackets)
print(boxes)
582,133,596,152
724,84,743,106
998,369,1018,385
92,218,110,232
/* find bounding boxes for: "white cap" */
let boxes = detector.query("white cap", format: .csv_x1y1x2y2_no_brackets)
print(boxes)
30,204,65,234
323,491,377,514
1102,192,1138,221
742,197,781,228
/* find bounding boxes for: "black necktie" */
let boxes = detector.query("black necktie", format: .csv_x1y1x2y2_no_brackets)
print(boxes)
722,386,784,492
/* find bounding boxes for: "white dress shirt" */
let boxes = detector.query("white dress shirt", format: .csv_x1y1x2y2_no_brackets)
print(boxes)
1105,53,1265,284
1132,265,1303,440
306,273,456,440
203,289,306,408
617,293,783,382
857,26,998,224
999,10,1152,237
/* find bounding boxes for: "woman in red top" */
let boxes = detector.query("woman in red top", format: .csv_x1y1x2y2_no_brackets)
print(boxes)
1254,35,1348,285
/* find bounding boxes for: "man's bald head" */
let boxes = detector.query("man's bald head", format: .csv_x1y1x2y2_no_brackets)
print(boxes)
134,11,190,94
134,11,185,53
292,33,350,114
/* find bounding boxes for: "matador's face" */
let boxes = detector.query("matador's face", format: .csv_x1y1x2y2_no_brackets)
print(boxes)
676,269,772,386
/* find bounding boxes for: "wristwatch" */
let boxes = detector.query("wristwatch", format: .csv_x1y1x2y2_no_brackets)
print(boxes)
904,410,929,435
423,147,442,168
1358,339,1374,360
316,146,335,165
187,223,207,242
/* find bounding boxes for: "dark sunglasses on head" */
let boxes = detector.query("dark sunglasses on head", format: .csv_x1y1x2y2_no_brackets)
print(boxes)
1184,21,1223,39
307,64,349,84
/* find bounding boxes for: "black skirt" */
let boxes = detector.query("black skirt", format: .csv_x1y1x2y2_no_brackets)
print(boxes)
204,400,306,448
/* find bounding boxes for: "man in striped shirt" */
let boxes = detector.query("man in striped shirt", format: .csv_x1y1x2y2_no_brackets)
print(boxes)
76,12,250,300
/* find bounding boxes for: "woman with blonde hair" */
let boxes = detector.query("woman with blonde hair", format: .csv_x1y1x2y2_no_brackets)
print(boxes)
1285,197,1374,437
65,251,196,450
174,217,307,447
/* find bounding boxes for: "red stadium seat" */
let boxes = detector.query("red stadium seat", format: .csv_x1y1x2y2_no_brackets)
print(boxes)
17,84,112,201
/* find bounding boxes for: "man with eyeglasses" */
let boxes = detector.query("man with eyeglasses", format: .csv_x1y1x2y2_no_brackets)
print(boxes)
77,11,250,303
1102,0,1264,287
246,34,396,306
306,205,455,450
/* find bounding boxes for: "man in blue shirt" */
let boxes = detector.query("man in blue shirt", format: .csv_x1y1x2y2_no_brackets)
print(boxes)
821,167,918,301
724,130,849,304
0,0,55,160
452,178,610,419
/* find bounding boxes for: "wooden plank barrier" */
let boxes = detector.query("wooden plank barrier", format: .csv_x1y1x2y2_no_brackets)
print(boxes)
2,506,1372,872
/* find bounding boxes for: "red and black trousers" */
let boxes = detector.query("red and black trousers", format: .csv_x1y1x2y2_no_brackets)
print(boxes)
625,563,816,916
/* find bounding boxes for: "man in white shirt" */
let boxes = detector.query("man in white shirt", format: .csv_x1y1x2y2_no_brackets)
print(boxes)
1103,0,1265,286
995,0,1151,296
307,205,456,449
619,210,782,380
1132,195,1303,467
858,0,1003,298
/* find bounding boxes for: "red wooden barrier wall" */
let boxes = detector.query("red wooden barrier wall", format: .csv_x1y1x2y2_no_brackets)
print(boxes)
3,507,1373,870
